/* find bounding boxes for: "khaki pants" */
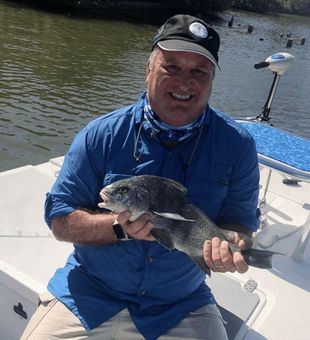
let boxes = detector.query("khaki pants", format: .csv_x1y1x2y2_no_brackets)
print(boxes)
21,292,228,340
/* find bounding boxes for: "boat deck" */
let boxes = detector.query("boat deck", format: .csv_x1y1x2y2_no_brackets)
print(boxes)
0,157,72,339
208,162,310,339
0,153,309,339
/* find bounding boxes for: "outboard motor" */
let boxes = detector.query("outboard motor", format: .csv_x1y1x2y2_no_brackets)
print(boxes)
254,52,295,122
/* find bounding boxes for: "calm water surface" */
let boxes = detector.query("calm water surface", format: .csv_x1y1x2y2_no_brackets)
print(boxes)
0,2,309,171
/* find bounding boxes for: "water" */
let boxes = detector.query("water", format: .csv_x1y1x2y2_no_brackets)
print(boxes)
212,11,310,137
0,2,309,172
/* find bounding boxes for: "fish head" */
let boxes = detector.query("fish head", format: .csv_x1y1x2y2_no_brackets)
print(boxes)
98,177,152,217
98,175,189,220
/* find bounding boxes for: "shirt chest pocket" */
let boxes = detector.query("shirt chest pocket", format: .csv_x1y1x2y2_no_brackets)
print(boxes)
186,165,232,220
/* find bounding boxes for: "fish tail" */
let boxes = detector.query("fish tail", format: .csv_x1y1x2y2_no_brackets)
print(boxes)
241,248,280,269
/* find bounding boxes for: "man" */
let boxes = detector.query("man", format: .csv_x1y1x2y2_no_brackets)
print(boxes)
22,14,259,340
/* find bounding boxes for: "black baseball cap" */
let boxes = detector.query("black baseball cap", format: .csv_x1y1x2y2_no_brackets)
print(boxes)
152,14,220,69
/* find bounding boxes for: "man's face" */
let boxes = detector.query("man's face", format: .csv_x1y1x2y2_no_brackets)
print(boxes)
146,48,215,126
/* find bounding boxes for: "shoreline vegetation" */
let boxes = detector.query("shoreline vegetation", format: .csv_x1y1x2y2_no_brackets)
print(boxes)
6,0,310,22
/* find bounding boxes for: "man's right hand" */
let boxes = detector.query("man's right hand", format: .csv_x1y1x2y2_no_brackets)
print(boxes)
117,211,155,241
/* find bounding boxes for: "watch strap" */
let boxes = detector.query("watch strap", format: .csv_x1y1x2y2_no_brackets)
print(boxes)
113,221,132,241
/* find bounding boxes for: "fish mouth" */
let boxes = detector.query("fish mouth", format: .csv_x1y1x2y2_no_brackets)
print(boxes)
98,190,109,207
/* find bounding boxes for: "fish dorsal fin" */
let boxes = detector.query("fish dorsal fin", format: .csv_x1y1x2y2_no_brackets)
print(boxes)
153,211,195,222
139,175,187,194
164,178,188,194
151,229,175,250
161,177,187,195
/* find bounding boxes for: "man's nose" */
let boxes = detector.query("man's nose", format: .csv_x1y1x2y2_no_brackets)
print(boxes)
177,71,193,88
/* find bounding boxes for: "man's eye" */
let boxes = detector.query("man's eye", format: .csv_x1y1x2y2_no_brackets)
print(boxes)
164,65,178,73
192,69,205,76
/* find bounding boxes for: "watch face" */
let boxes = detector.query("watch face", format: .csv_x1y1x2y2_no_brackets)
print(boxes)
113,223,126,240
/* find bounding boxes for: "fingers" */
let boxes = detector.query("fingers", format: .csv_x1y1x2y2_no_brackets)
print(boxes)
212,238,226,269
204,238,234,273
203,237,249,274
237,233,253,250
117,211,155,241
220,228,253,250
232,252,248,274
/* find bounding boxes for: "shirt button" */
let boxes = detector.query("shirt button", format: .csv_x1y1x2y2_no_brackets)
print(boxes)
140,289,147,296
147,256,154,263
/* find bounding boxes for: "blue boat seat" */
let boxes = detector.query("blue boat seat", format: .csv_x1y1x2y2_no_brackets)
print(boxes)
237,120,310,182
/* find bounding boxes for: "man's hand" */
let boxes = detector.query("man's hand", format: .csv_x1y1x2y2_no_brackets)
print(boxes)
117,211,155,241
203,232,253,274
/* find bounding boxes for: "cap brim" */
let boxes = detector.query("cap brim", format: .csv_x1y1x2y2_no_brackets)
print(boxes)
158,40,220,70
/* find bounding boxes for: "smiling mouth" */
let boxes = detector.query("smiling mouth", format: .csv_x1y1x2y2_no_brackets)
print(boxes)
170,92,193,101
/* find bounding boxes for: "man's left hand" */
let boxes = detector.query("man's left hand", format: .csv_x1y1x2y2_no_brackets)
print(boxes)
203,232,252,274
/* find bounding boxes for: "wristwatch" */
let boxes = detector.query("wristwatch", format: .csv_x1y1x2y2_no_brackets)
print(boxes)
113,220,132,241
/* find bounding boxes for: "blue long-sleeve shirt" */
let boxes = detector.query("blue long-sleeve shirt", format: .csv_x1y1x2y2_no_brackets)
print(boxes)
45,93,259,340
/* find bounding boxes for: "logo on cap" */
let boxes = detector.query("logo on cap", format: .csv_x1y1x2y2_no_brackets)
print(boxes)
189,22,208,39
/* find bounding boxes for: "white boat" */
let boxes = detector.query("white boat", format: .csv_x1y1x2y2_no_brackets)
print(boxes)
1,53,309,339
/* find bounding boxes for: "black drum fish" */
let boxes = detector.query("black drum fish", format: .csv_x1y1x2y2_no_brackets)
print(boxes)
99,175,277,275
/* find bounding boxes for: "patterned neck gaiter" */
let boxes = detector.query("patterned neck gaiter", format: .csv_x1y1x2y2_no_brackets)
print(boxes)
142,97,205,144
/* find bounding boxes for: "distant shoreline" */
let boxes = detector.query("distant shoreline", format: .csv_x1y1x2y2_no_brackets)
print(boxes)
4,0,310,22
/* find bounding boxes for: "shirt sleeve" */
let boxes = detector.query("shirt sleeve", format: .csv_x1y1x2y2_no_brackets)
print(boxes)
44,123,105,227
216,132,260,231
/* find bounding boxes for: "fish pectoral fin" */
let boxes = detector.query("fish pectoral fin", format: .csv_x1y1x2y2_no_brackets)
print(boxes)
151,229,175,250
189,255,211,277
153,211,195,222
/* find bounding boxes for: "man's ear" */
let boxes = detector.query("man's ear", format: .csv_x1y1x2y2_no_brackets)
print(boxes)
145,61,151,84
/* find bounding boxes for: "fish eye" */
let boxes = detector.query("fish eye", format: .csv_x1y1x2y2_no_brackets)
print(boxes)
118,186,129,194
